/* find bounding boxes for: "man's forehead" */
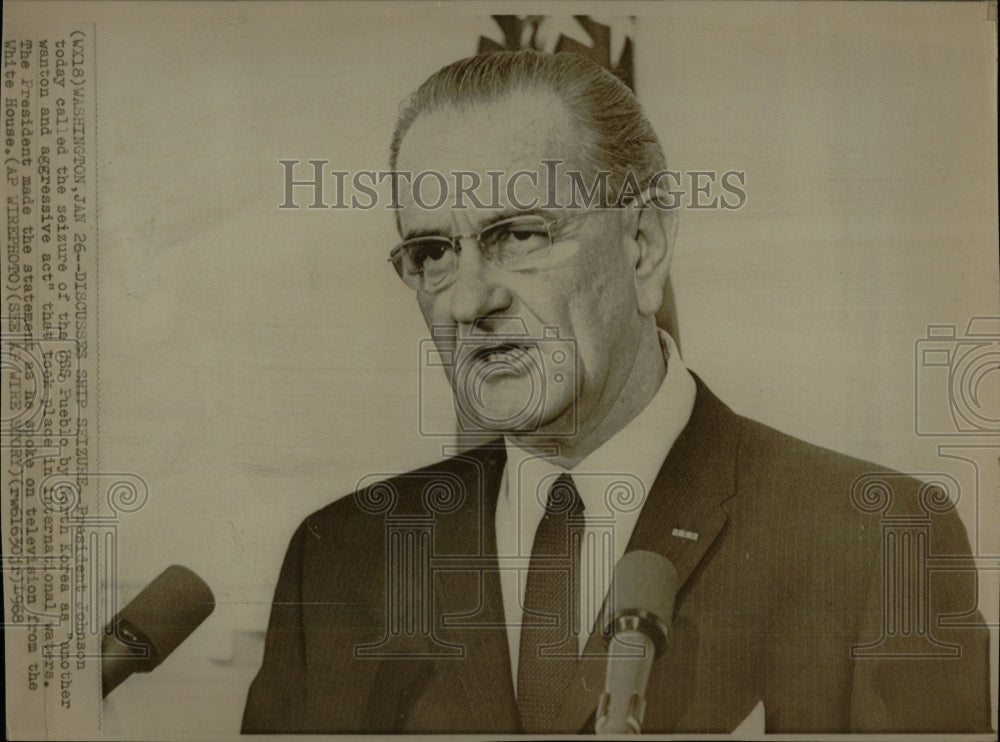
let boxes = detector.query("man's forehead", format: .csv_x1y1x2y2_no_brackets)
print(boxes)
394,90,589,233
395,89,584,178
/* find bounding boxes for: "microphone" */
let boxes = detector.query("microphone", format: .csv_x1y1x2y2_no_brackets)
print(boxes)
102,565,215,698
595,551,678,734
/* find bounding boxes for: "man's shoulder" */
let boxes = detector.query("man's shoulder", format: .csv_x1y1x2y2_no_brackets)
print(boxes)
296,440,506,542
735,413,890,483
728,411,971,554
690,376,915,502
688,374,902,489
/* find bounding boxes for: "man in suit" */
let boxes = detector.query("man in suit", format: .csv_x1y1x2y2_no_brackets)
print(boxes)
243,51,992,734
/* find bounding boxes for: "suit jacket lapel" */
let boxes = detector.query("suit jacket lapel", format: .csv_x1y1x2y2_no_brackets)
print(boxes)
627,375,741,582
555,376,743,732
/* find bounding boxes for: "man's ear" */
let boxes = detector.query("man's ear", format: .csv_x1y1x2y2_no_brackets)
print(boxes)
623,194,678,317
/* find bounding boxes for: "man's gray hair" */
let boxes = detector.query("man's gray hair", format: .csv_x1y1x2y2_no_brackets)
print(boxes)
389,50,668,199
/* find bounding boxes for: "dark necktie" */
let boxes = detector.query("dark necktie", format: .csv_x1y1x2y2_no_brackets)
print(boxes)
517,473,586,732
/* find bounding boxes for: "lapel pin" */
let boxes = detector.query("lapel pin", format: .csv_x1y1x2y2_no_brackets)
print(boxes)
671,528,699,541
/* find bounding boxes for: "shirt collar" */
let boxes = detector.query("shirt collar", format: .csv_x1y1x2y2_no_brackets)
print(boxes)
503,329,697,515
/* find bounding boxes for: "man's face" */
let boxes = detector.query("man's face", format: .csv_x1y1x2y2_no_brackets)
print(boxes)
394,90,649,442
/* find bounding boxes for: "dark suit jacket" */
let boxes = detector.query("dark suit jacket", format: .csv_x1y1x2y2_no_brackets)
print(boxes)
243,379,992,734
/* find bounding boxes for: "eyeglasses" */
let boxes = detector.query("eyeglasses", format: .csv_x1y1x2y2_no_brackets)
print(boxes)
388,215,564,293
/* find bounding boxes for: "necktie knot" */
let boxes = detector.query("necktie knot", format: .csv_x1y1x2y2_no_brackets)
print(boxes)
544,473,584,518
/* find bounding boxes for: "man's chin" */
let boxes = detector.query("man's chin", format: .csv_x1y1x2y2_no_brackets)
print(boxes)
452,393,571,437
454,403,542,435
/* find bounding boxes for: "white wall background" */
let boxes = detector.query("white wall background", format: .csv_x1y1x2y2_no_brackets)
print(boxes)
7,1,997,737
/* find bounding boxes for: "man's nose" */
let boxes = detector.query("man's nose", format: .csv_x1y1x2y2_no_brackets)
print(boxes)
447,236,511,326
446,209,511,325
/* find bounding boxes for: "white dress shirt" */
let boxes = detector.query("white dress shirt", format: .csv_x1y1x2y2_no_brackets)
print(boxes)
495,330,697,687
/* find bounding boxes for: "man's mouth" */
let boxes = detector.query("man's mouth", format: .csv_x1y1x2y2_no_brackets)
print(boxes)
466,342,536,371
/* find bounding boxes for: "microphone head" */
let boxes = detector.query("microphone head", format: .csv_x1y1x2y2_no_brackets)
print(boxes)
111,564,215,667
601,550,679,656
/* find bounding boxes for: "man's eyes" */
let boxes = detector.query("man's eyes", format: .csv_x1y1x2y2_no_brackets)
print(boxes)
407,240,451,271
482,221,551,255
413,241,447,262
501,226,548,241
401,217,554,277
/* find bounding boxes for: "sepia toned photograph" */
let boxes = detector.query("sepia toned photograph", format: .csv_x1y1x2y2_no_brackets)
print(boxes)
2,2,998,739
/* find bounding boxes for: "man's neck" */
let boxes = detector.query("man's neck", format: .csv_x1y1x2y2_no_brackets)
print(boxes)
507,322,667,469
